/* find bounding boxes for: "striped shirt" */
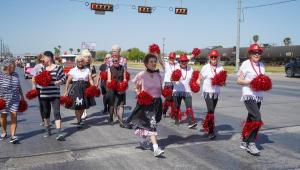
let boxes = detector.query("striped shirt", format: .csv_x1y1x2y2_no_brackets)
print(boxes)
38,65,66,98
0,71,21,112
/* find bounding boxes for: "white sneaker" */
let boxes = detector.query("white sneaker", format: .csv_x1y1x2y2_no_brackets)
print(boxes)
81,110,87,119
240,141,248,150
153,147,164,157
247,143,260,156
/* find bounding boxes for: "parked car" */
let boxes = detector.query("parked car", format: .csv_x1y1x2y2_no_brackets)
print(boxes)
285,57,300,77
24,62,36,79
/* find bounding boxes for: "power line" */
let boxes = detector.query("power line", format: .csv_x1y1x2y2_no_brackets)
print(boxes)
243,0,298,10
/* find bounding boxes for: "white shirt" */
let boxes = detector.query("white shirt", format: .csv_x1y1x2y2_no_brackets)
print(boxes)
238,59,265,98
68,67,90,81
201,63,224,94
163,62,179,83
31,63,44,76
173,66,193,94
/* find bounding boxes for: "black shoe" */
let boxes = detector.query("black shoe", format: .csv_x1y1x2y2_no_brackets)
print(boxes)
124,123,133,129
10,136,19,144
188,123,197,129
208,132,216,140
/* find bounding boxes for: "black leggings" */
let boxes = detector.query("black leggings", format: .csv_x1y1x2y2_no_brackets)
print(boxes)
173,96,194,124
204,95,218,113
243,99,262,143
40,97,61,120
37,89,44,121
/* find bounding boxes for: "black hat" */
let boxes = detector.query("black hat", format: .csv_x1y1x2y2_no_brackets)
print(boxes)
43,51,54,61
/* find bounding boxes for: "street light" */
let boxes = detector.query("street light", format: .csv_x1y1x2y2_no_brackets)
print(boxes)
162,37,166,57
235,0,241,72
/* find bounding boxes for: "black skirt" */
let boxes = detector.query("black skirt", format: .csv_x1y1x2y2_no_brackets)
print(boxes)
106,90,126,107
130,97,163,132
67,81,96,110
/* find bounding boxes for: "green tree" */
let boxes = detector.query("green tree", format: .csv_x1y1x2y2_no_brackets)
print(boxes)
77,48,81,54
175,50,187,55
283,37,291,46
127,48,145,61
57,45,61,55
95,50,108,61
69,48,73,54
253,35,259,43
54,47,60,56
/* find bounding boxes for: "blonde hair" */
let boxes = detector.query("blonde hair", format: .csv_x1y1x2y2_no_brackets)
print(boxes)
81,49,92,59
75,55,85,63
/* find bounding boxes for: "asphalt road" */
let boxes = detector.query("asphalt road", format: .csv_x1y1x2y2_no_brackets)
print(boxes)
0,67,300,170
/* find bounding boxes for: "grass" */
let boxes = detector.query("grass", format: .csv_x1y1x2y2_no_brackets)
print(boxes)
94,61,285,74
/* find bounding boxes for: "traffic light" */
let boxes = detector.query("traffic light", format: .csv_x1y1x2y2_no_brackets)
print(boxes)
138,6,152,14
175,8,188,15
91,3,113,12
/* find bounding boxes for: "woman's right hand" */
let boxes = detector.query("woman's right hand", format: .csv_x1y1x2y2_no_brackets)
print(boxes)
63,92,68,96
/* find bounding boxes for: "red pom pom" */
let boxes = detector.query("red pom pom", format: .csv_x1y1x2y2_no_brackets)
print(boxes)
18,100,28,112
35,71,52,87
107,80,118,90
202,113,215,132
60,96,73,108
191,70,200,81
99,71,108,81
211,70,227,86
250,74,272,91
162,86,173,98
85,86,101,97
116,81,128,92
241,121,263,139
189,80,200,93
149,44,161,54
0,99,6,110
171,69,182,81
125,71,130,81
192,48,201,57
26,89,39,100
137,91,153,106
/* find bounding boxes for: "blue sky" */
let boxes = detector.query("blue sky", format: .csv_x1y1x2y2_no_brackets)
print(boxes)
0,0,299,55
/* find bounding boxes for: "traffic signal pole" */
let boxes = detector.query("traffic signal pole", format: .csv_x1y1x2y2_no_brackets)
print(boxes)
235,0,241,72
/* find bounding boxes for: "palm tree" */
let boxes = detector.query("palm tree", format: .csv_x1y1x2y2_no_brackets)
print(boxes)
54,47,59,55
253,35,259,43
69,48,73,54
57,45,62,55
77,48,80,54
283,37,291,46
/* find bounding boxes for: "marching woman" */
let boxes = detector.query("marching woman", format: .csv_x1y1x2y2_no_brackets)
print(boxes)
34,51,66,140
158,52,179,117
64,55,96,128
106,54,127,127
199,50,227,139
96,54,111,114
171,54,198,128
81,49,97,120
130,53,164,157
237,44,272,156
0,58,25,143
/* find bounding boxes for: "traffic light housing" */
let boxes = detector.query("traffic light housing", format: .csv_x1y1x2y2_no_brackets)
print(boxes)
138,6,152,14
91,3,113,12
175,8,188,15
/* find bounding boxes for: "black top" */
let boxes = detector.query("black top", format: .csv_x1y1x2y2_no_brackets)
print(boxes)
99,63,108,72
110,65,124,82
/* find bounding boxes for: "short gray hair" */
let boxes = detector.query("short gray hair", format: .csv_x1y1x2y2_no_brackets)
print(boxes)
1,58,16,71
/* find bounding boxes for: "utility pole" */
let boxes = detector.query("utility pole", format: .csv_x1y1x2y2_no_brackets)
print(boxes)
0,39,3,60
235,0,241,72
162,37,166,58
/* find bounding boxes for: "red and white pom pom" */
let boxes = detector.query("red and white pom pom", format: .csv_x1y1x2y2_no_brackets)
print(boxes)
189,80,200,93
192,48,201,57
171,69,182,81
0,99,6,110
211,70,227,86
191,70,200,81
35,70,52,87
60,96,73,108
125,71,130,81
85,86,101,97
162,86,172,98
149,44,161,54
107,80,118,90
250,74,272,92
137,91,153,106
99,71,108,81
26,89,39,100
116,81,128,92
18,100,28,112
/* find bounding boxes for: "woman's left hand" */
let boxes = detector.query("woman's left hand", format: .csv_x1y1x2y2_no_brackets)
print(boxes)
54,80,62,86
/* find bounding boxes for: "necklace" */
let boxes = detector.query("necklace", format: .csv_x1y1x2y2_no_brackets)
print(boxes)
181,67,188,80
210,63,217,76
250,61,261,76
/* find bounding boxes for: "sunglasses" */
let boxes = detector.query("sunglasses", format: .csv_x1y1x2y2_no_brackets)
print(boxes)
180,60,188,63
112,60,118,63
210,56,218,59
